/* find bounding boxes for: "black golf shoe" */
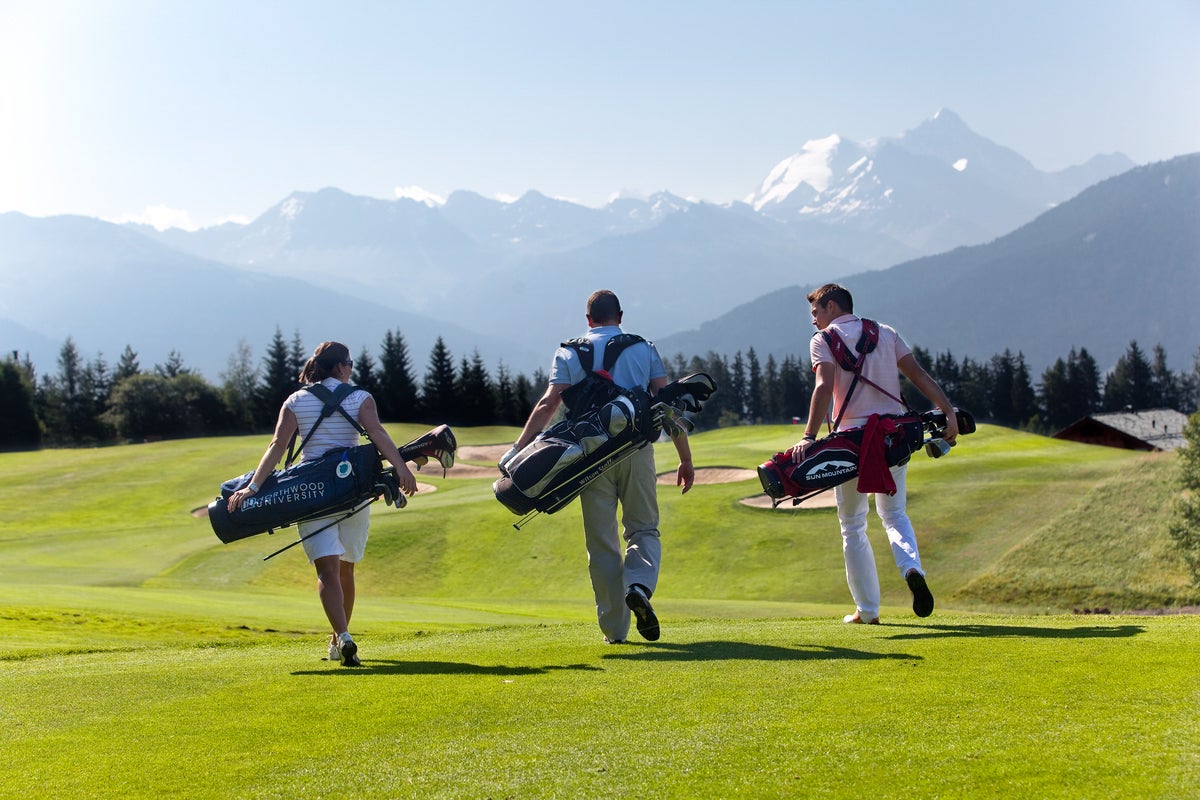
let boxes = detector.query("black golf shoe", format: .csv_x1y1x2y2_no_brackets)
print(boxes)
624,584,660,641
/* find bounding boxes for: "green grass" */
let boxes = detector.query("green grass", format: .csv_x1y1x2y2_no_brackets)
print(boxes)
1,423,1197,797
2,619,1197,798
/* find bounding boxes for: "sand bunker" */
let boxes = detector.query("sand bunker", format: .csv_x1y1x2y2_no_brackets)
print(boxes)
656,467,757,485
438,463,499,479
437,445,508,479
456,444,512,462
654,465,837,509
739,492,838,510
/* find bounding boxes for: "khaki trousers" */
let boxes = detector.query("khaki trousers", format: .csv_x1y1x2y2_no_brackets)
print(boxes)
579,445,661,641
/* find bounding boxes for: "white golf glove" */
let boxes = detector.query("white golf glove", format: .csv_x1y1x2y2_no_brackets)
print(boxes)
498,445,519,473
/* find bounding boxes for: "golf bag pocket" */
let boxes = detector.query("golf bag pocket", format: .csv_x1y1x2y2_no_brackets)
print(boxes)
493,395,648,516
503,438,587,504
757,415,923,501
209,443,382,543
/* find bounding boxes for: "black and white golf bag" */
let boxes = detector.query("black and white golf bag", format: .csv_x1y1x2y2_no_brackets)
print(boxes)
493,373,717,520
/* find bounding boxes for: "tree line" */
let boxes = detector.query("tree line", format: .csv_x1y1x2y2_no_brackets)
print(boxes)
2,329,1197,451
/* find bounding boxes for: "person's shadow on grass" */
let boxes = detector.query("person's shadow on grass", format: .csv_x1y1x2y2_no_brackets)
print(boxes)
292,660,604,677
884,622,1146,641
602,640,922,663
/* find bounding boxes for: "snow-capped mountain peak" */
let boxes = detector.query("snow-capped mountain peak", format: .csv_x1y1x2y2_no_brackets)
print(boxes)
743,109,1133,252
394,185,446,207
747,134,842,210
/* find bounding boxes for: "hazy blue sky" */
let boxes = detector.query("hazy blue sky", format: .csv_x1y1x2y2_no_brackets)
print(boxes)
2,0,1197,230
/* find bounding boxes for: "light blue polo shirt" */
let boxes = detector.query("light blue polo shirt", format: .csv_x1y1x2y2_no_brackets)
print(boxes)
549,325,667,391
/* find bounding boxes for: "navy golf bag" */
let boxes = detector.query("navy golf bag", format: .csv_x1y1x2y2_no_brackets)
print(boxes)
208,424,458,543
493,373,717,519
208,443,387,543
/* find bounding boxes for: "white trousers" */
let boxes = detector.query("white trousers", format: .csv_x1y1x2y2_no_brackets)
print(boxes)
578,445,661,641
833,464,922,618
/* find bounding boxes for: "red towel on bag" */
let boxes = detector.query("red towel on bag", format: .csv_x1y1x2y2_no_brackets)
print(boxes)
856,414,898,495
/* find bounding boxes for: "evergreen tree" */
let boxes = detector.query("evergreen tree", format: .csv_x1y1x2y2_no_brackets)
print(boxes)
220,340,260,433
989,350,1017,425
1149,344,1182,409
931,350,961,399
0,356,42,450
1011,352,1037,428
456,350,496,424
779,354,810,425
745,348,764,423
155,349,191,378
1039,356,1072,431
901,346,935,412
289,330,306,384
530,368,548,396
761,354,780,423
1103,340,1154,410
377,329,419,421
352,346,380,398
77,353,114,442
729,351,747,422
114,345,140,382
1184,347,1200,414
258,327,297,427
686,352,733,429
513,373,537,422
670,353,688,379
1066,347,1103,420
495,362,520,426
420,337,457,423
954,356,990,421
39,338,84,444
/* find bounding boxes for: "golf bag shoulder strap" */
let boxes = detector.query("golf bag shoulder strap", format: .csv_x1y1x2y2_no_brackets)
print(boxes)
821,318,879,373
287,383,366,465
561,337,596,372
560,333,646,376
559,334,646,418
820,319,909,430
304,383,366,432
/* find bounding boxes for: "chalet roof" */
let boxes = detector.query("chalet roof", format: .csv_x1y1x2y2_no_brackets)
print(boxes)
1054,408,1189,451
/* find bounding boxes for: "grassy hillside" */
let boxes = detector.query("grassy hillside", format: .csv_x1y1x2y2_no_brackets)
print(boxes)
1,422,1194,653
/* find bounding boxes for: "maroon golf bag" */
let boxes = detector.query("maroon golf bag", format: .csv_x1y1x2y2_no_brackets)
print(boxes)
756,414,925,503
757,408,976,505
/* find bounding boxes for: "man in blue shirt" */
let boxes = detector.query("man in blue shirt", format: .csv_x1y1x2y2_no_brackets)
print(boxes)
505,290,694,643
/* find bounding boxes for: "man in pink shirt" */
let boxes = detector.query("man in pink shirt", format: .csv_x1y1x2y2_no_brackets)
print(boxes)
795,283,959,624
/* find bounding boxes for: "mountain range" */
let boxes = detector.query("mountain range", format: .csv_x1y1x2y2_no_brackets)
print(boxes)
657,153,1200,374
3,109,1193,386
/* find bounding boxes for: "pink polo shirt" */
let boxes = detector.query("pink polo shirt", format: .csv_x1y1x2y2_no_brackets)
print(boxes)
809,314,911,430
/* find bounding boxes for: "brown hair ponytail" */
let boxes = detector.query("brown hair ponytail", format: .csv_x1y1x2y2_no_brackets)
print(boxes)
299,341,350,384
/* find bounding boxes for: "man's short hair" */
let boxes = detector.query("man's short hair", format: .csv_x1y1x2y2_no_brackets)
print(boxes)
807,283,853,313
586,290,622,323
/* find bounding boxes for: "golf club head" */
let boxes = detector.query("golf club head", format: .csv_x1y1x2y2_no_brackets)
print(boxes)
921,407,976,437
924,438,953,459
401,424,458,471
657,372,717,413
